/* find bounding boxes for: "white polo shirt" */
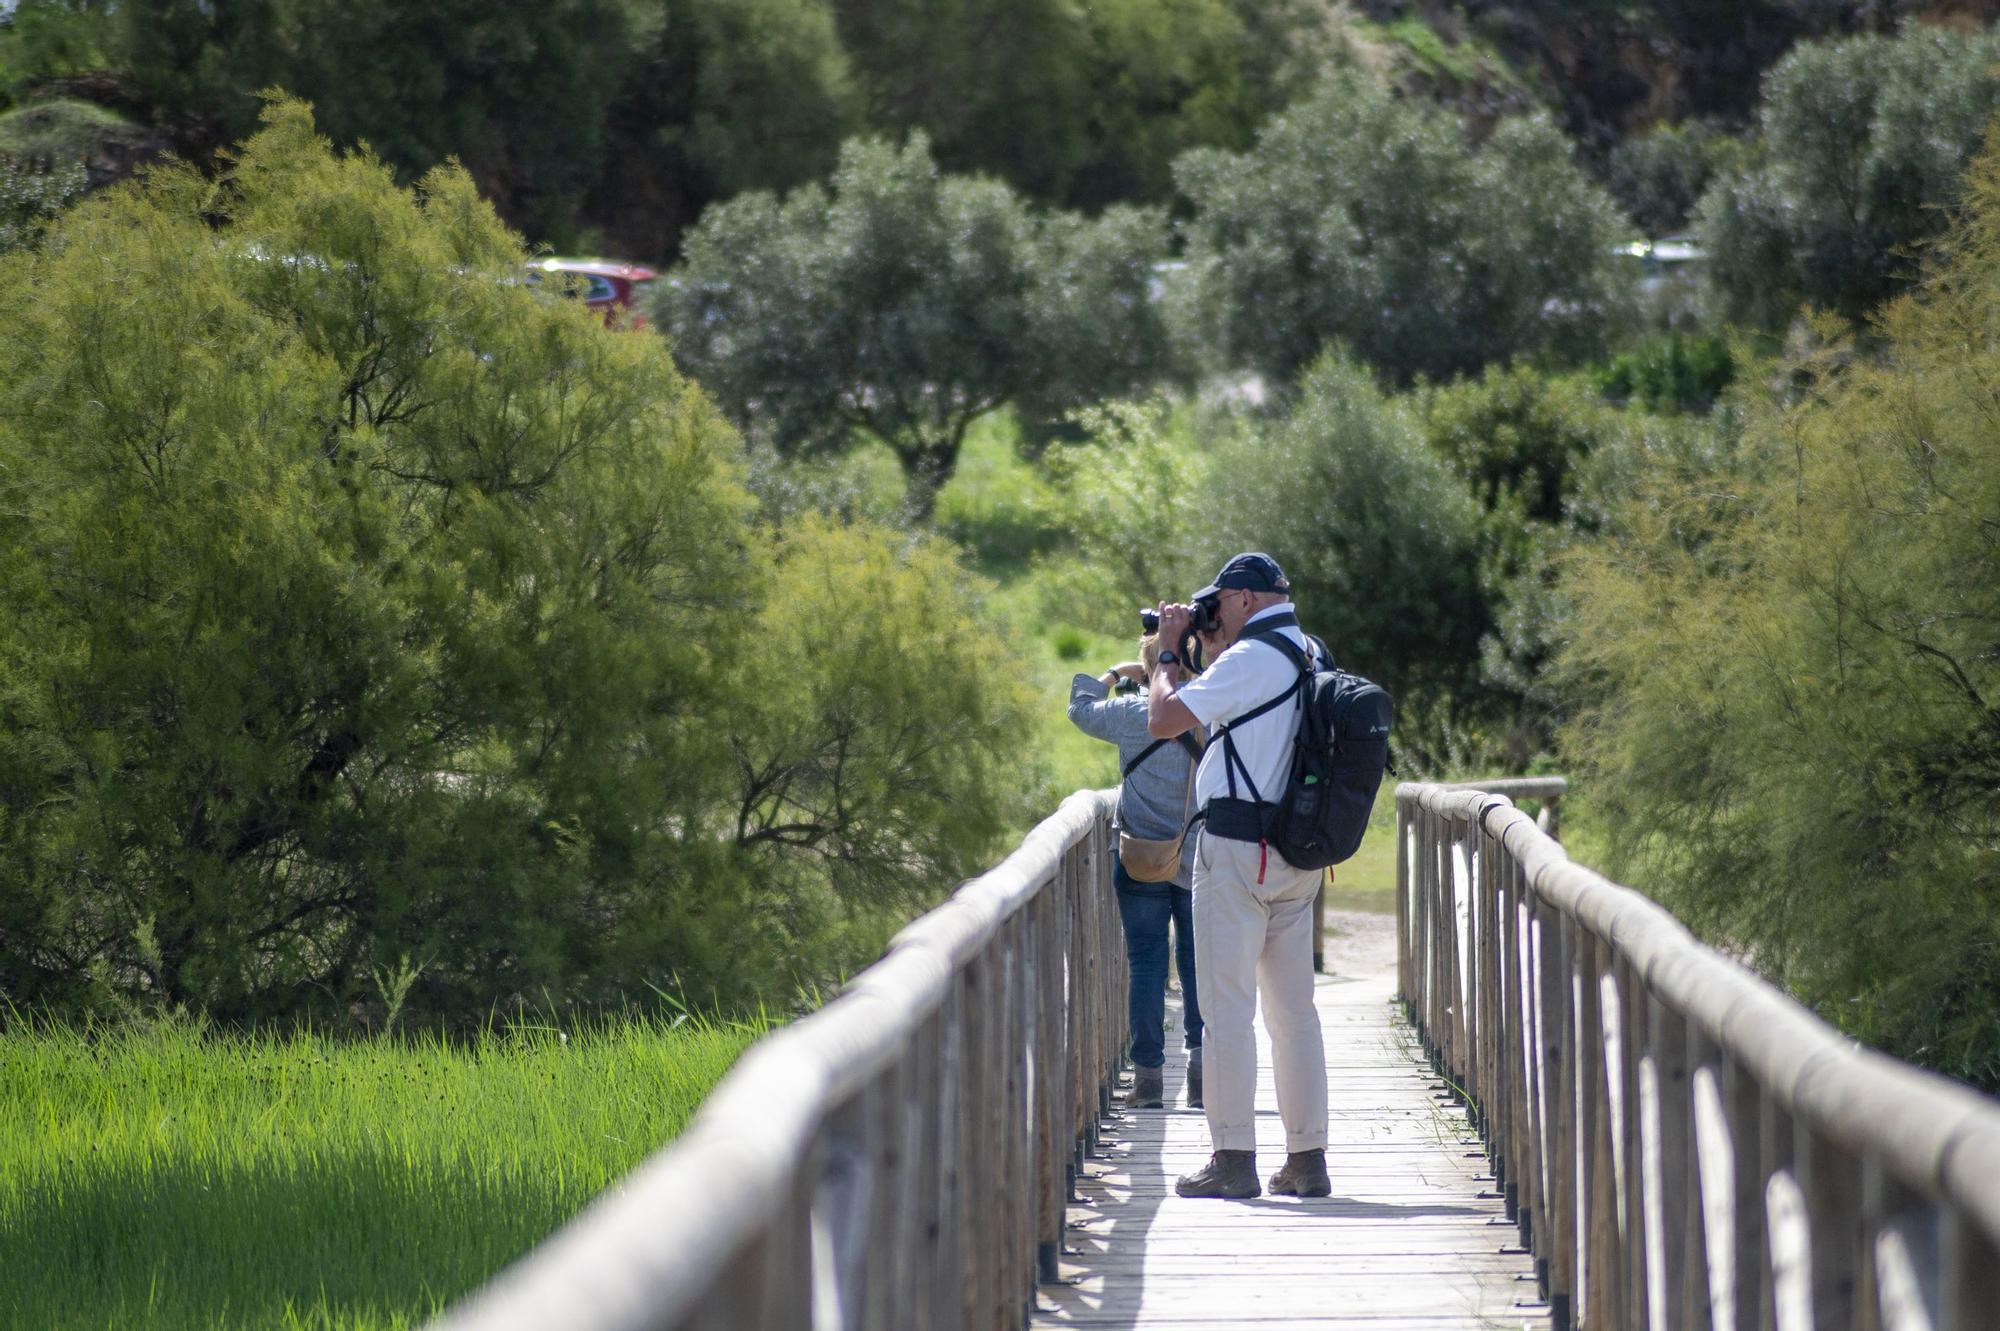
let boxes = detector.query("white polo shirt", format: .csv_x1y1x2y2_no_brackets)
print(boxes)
1177,604,1309,810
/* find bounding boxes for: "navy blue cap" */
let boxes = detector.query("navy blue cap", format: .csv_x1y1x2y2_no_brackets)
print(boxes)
1192,552,1290,601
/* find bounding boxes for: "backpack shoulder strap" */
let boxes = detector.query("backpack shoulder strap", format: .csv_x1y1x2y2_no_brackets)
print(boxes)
1209,627,1311,805
1252,629,1310,674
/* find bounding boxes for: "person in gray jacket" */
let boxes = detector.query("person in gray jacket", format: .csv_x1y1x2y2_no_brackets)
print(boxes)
1067,632,1204,1109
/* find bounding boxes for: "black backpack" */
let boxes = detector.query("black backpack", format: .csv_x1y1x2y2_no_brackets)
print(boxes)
1212,614,1394,870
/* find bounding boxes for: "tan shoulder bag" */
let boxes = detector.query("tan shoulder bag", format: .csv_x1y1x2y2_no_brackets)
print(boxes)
1117,732,1201,883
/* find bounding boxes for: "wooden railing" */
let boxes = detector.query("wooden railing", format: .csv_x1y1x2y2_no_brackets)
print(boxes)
433,789,1125,1331
1399,780,2000,1331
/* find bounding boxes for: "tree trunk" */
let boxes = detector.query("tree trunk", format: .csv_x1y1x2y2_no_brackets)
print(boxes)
897,434,963,522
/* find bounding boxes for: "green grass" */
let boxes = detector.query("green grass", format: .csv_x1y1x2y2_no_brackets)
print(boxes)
1328,786,1403,914
0,1013,761,1330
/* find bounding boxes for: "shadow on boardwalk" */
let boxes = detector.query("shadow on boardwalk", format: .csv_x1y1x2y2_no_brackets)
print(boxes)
1033,913,1553,1330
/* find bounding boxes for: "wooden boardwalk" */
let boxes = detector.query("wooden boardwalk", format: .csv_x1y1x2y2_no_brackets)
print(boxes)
1035,915,1554,1330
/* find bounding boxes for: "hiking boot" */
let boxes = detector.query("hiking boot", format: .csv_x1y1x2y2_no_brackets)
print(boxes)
1185,1047,1203,1109
1268,1149,1331,1197
1124,1065,1164,1109
1175,1150,1259,1199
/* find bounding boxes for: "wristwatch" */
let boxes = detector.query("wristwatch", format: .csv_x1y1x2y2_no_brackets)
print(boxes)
1157,649,1180,667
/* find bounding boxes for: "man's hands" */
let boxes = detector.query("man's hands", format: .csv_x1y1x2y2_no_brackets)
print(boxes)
1146,602,1202,739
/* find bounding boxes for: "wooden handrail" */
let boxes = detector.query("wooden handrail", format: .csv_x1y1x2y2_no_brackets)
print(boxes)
432,788,1126,1331
1397,780,2000,1331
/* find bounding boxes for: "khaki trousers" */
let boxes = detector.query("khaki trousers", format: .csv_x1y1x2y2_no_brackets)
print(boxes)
1191,831,1328,1154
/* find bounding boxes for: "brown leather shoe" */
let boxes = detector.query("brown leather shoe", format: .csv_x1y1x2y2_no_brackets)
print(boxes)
1175,1149,1259,1199
1268,1148,1330,1197
1124,1065,1164,1109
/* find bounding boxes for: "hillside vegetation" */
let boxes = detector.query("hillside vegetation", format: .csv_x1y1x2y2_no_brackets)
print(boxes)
0,0,1995,1103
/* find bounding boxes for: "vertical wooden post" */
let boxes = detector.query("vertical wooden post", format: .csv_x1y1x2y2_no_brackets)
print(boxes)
1605,955,1649,1331
1760,1093,1798,1331
1594,943,1629,1331
1543,883,1577,1325
1796,1120,1860,1331
1640,995,1693,1331
1034,874,1066,1287
1498,847,1525,1226
1400,791,1416,991
1685,1036,1727,1331
960,951,993,1331
935,968,968,1331
1940,1206,2000,1331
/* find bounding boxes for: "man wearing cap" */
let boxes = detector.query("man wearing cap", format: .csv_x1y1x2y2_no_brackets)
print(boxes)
1146,552,1330,1200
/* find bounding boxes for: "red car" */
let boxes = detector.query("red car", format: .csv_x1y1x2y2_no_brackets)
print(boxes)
524,257,659,329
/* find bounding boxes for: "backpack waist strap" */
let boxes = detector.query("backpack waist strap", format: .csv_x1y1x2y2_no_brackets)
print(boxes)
1200,797,1271,844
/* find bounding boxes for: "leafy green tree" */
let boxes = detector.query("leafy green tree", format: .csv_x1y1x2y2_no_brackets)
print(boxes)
660,0,858,199
1174,76,1630,388
1417,364,1620,526
0,100,752,1021
1607,121,1728,239
583,0,861,255
1592,331,1734,413
0,0,112,100
1561,144,2000,1089
1223,0,1373,115
37,0,646,247
1412,364,1698,765
833,0,1093,202
1696,22,2000,328
1042,400,1220,609
1064,0,1261,210
728,517,1035,921
659,133,1171,514
0,100,1035,1024
1208,353,1490,767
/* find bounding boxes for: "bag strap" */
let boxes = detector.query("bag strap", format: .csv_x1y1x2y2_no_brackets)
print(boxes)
1121,730,1202,780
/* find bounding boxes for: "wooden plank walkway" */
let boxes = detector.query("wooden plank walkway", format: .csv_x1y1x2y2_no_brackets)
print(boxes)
1034,913,1555,1330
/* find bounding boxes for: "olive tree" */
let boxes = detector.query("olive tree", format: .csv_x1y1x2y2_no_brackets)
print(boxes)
1696,22,2000,328
658,133,1172,516
1608,121,1728,240
1173,76,1631,389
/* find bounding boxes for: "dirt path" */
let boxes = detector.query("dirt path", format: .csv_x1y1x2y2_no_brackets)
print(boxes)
1321,906,1396,981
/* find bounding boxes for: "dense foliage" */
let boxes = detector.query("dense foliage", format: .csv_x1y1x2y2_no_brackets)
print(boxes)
1205,355,1491,766
0,102,1033,1025
1697,21,2000,327
0,151,80,250
1173,77,1631,388
659,134,1169,512
1561,144,2000,1089
0,0,1358,257
6,0,2000,1104
1607,121,1727,239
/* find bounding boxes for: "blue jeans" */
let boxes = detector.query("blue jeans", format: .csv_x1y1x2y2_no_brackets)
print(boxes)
1113,855,1202,1070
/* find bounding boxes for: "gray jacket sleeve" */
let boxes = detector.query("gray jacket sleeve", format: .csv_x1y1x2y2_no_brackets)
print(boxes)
1066,674,1124,742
